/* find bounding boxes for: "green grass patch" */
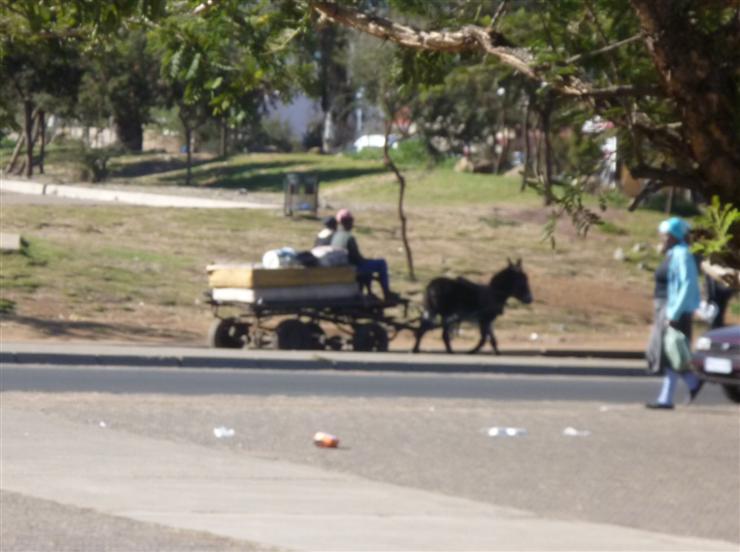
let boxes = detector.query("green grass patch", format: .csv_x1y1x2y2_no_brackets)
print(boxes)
0,238,67,293
479,215,520,229
596,220,628,236
339,166,539,207
0,297,16,314
346,138,433,167
22,238,68,266
116,152,388,193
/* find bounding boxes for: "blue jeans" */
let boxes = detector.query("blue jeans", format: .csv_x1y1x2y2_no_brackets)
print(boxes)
654,313,698,405
357,258,389,293
656,368,701,406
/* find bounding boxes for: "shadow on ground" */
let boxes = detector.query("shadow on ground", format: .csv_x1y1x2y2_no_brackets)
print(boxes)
1,314,194,342
157,161,388,192
110,157,217,178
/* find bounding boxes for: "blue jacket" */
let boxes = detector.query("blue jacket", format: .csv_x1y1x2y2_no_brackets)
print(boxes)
665,242,700,322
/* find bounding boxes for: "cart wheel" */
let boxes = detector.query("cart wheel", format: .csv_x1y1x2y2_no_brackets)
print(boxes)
276,320,325,350
209,318,247,349
352,323,389,352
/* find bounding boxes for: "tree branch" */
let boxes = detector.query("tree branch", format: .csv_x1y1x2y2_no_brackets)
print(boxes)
489,1,509,30
309,1,664,102
581,84,662,98
627,178,668,211
565,33,644,64
629,164,701,192
309,0,598,96
632,119,690,158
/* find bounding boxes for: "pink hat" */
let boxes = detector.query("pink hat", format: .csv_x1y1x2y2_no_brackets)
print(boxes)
336,209,353,222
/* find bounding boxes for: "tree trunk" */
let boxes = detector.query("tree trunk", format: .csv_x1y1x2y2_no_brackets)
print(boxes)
219,120,228,158
38,110,46,175
630,0,740,205
665,186,675,214
5,133,26,174
114,117,143,151
23,100,34,178
520,93,532,192
541,97,555,206
183,122,193,187
494,103,508,174
383,117,415,281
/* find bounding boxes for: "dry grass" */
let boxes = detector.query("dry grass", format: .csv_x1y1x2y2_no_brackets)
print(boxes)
2,152,735,350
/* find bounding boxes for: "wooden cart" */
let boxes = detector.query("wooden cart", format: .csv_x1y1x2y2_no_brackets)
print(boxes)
205,264,414,351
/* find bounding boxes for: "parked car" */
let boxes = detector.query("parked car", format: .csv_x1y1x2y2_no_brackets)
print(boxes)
691,325,740,403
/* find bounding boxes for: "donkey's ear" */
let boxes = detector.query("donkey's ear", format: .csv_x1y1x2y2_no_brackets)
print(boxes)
507,257,513,267
516,258,522,268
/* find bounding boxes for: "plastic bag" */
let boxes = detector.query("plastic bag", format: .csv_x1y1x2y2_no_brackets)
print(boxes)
262,247,299,269
663,326,692,373
311,246,349,267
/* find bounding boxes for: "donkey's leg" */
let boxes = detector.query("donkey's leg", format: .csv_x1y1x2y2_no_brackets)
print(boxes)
442,320,454,353
413,315,433,353
468,318,488,354
489,322,500,355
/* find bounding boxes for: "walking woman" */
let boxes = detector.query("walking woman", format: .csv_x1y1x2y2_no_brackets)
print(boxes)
646,217,703,409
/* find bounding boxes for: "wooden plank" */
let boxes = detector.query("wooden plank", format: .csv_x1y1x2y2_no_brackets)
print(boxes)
207,264,356,289
211,283,359,303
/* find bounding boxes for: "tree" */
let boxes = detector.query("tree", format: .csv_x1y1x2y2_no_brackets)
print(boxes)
0,0,167,172
0,27,82,177
151,0,306,183
307,0,740,272
347,35,416,279
77,30,162,151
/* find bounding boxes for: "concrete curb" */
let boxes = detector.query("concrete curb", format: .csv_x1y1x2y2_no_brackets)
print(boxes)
0,345,648,377
0,178,279,210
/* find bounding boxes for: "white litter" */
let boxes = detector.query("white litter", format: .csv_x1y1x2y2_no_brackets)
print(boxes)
213,426,235,438
487,426,527,437
563,426,591,437
99,421,107,428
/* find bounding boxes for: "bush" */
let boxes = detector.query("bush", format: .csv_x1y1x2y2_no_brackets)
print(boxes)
261,118,297,152
347,137,433,167
78,146,121,183
390,138,432,166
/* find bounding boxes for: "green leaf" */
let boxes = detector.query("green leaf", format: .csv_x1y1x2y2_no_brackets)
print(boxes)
208,76,223,90
185,52,201,81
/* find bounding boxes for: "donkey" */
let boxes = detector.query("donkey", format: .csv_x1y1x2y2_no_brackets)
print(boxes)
412,259,533,354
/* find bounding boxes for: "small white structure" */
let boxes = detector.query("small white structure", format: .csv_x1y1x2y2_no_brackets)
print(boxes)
352,134,398,152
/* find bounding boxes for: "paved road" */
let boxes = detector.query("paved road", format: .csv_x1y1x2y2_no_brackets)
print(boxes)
2,389,737,550
0,362,730,404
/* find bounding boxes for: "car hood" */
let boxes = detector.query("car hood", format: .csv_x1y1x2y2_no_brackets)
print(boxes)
704,325,740,345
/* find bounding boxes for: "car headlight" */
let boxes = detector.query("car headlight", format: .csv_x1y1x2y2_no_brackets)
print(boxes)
695,336,712,351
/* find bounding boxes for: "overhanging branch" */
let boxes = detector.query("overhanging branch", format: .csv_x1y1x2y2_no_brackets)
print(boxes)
626,164,703,211
310,0,596,96
566,33,644,63
629,165,700,189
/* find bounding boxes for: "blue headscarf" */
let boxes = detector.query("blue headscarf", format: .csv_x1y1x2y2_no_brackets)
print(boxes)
659,217,690,242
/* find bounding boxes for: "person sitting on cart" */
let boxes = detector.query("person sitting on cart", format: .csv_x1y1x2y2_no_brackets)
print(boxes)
314,216,337,247
331,209,399,302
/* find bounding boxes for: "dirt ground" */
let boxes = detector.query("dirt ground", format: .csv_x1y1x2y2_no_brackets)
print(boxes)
1,181,735,352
